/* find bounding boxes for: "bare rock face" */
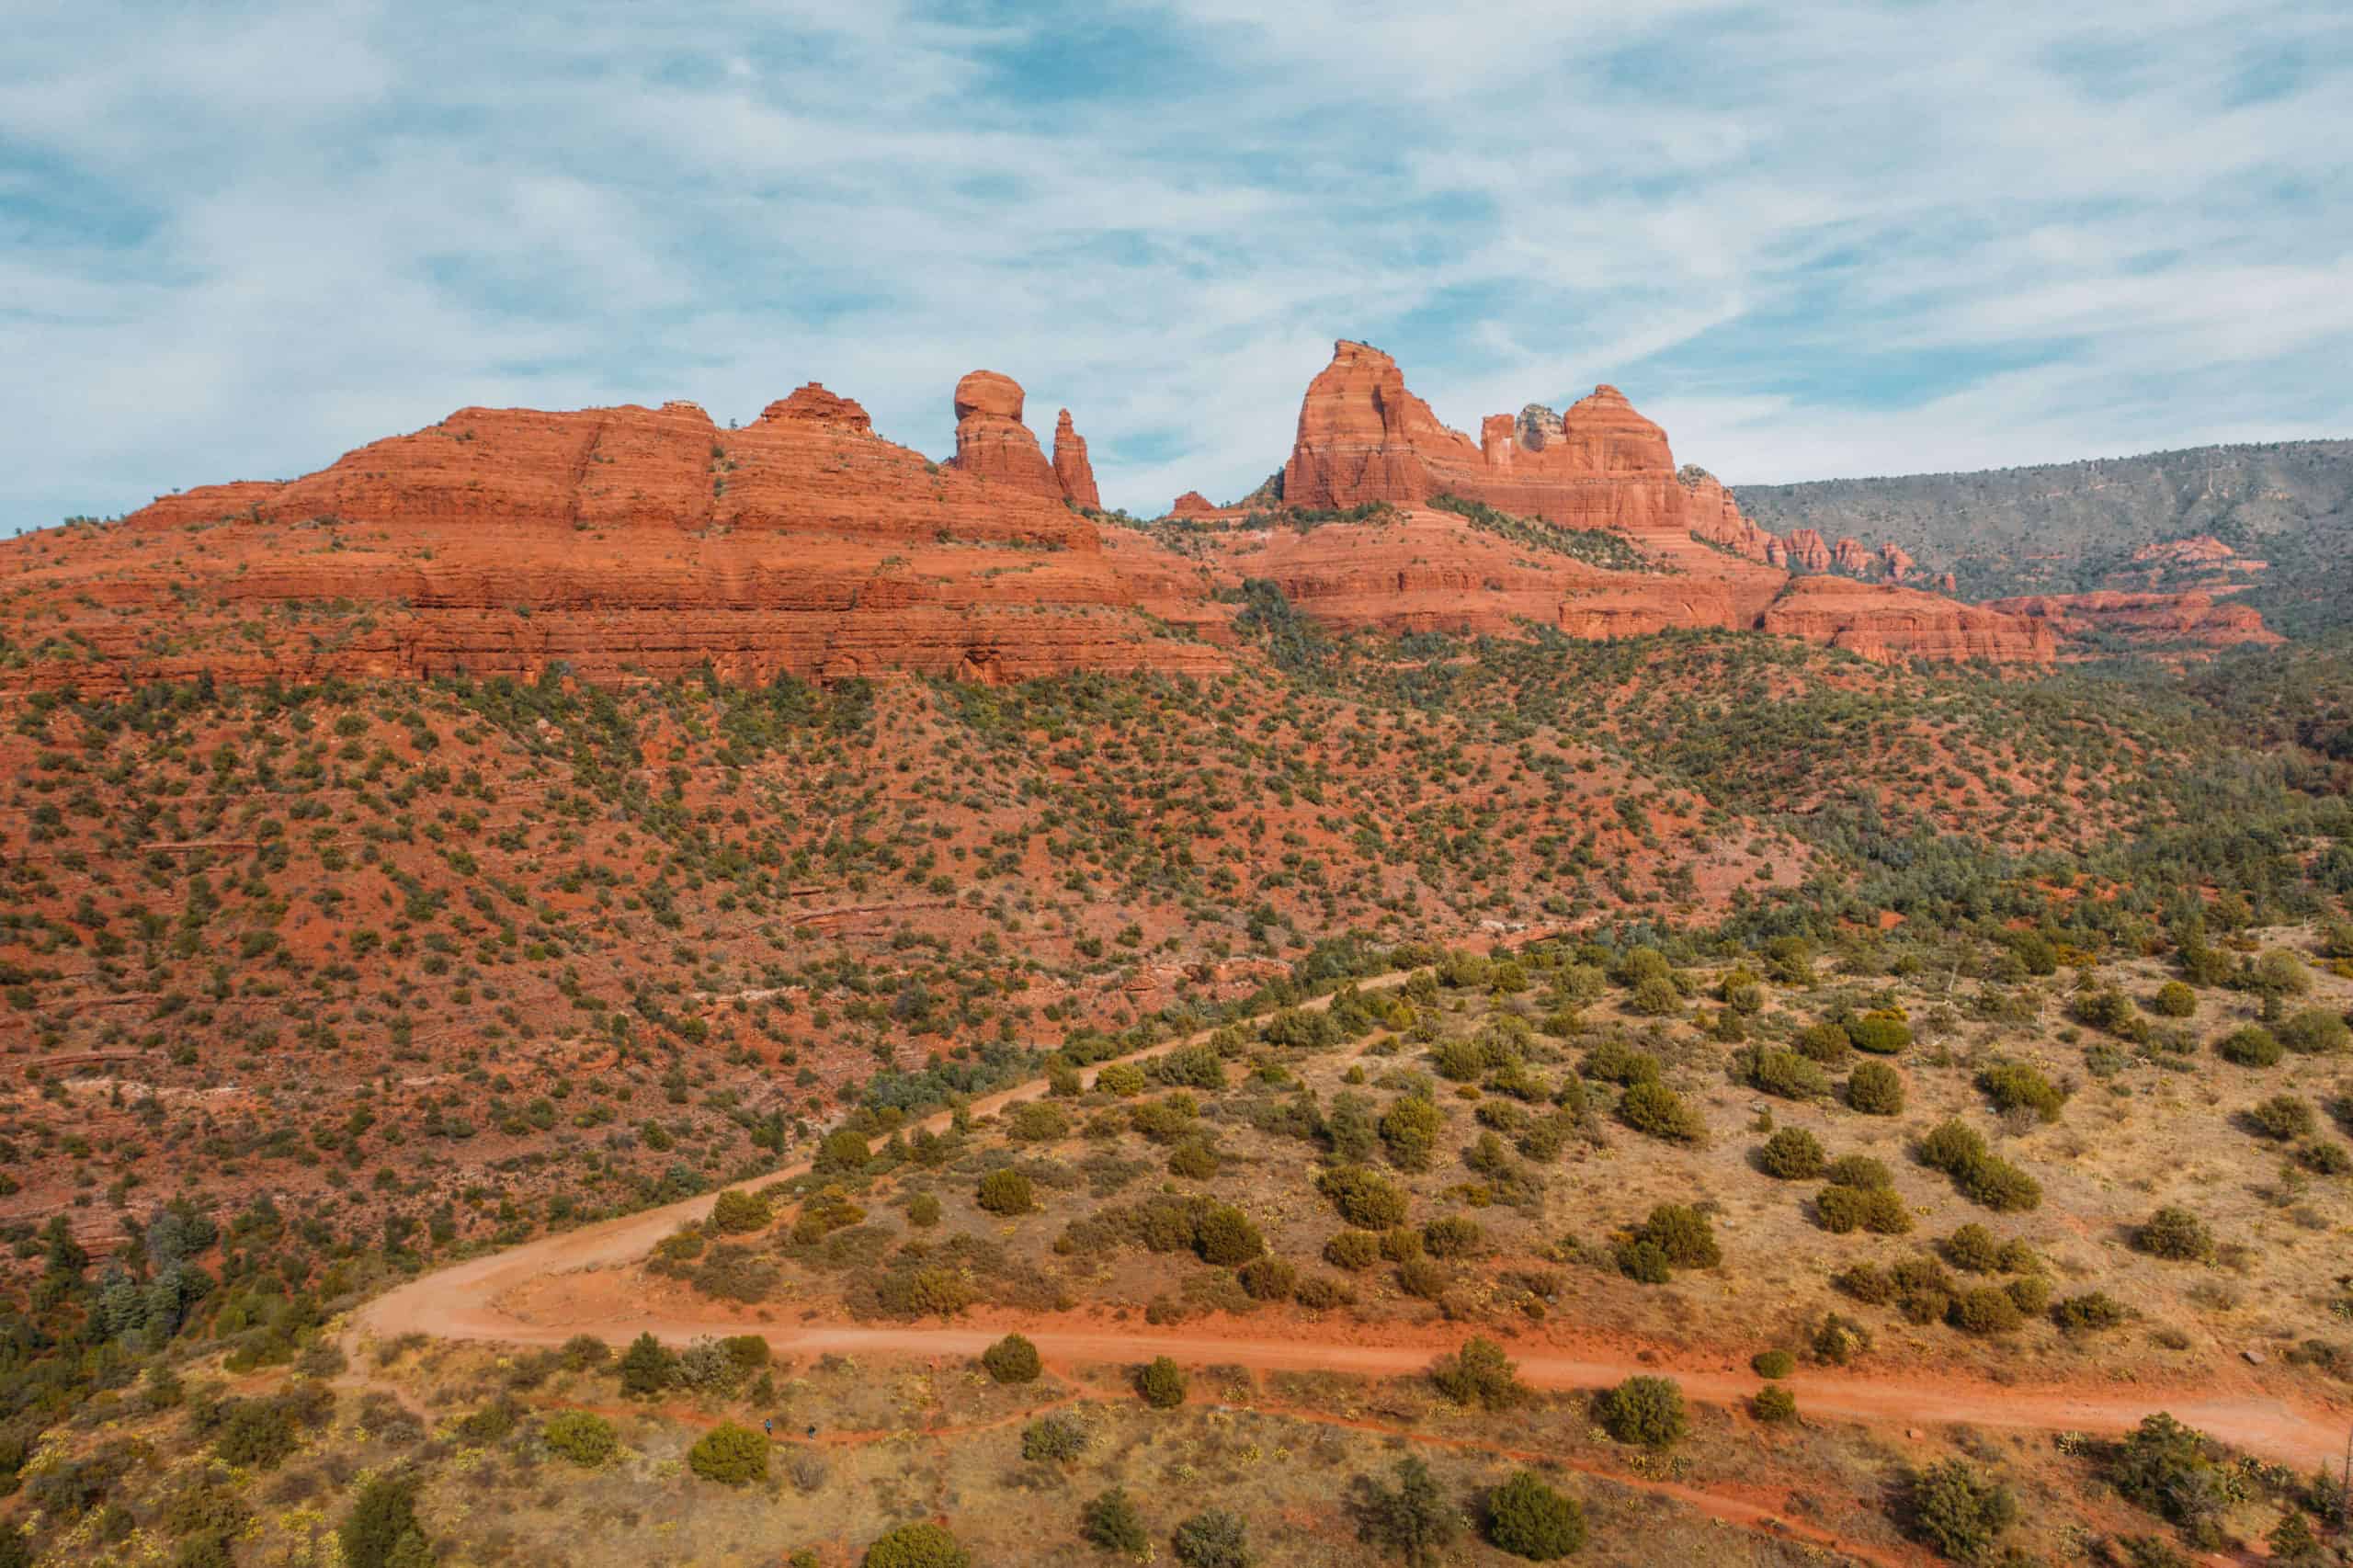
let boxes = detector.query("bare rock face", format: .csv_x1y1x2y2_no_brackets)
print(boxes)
1782,528,1834,571
3,386,1222,693
945,370,1063,500
1169,491,1218,518
1052,409,1101,510
759,382,873,434
1763,577,2059,663
1983,591,2280,648
1833,536,1870,574
1880,542,1917,581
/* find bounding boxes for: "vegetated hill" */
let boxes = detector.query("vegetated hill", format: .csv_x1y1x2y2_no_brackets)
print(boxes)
1735,439,2353,634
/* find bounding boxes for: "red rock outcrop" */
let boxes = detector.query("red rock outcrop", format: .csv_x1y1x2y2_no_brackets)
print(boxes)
1279,341,1747,540
1936,571,1958,595
1764,577,2060,663
2129,535,2268,573
1,390,1222,694
1880,543,1916,581
1833,536,1870,574
1983,591,2280,648
944,370,1063,500
1052,410,1101,510
1783,529,1833,572
1169,491,1218,518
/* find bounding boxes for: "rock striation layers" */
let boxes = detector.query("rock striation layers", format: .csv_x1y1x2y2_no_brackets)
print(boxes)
1984,591,2280,648
2,378,1220,694
3,339,2076,692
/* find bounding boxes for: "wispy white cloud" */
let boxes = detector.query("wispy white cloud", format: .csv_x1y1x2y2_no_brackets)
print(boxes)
0,0,2347,528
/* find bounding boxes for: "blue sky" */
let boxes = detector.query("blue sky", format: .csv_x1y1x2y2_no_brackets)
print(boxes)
4,1,2348,528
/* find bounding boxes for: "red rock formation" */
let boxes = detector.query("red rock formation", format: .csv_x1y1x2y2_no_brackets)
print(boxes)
1880,543,1916,581
2,390,1222,694
1763,578,2059,663
1052,409,1101,510
1983,591,2280,648
1169,491,1218,518
759,383,871,434
1278,341,1745,540
1783,528,1832,571
944,370,1063,500
1833,536,1870,574
1681,468,1778,561
1937,571,1958,595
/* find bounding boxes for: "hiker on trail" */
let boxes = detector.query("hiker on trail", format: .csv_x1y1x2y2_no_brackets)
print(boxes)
764,1417,773,1437
806,1423,817,1438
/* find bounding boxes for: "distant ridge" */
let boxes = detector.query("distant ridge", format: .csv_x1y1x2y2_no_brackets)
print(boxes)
1733,438,2353,635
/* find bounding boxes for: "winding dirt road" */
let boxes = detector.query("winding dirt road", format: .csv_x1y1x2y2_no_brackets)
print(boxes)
350,974,2353,1476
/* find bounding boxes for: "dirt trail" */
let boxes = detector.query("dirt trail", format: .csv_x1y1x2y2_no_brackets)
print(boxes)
349,969,2353,1480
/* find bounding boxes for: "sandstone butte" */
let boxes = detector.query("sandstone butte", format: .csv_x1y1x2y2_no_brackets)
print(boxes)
1256,339,2058,661
2,342,2079,694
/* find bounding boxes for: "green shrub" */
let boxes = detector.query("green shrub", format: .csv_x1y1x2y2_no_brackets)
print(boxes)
688,1423,767,1485
1486,1470,1587,1559
2052,1291,2129,1333
1751,1384,1798,1424
1794,1022,1854,1066
1318,1166,1410,1229
862,1523,971,1568
1816,1184,1911,1234
1356,1457,1456,1563
1237,1256,1298,1301
1324,1230,1380,1269
1944,1223,2002,1272
1380,1096,1444,1171
1430,1337,1525,1410
2216,1026,2283,1067
2278,1009,2349,1055
1617,1081,1705,1143
1745,1048,1829,1099
907,1193,942,1228
1580,1039,1659,1085
1847,1011,1912,1053
2150,981,2197,1017
1824,1154,1893,1189
1812,1312,1873,1365
1948,1285,2024,1335
1847,1061,1905,1115
1977,1062,2065,1122
1194,1205,1264,1266
2006,1274,2052,1314
976,1167,1035,1215
1097,1062,1147,1096
1960,1155,2041,1213
710,1189,771,1233
1917,1119,1986,1174
1171,1510,1253,1568
2135,1207,2212,1262
1020,1415,1086,1462
1632,1204,1720,1267
540,1411,616,1466
1138,1357,1188,1408
2250,1095,2317,1141
1752,1348,1796,1379
619,1332,676,1397
1396,1257,1449,1300
1758,1128,1825,1179
1081,1488,1150,1556
2109,1414,2227,1545
1615,1240,1672,1284
982,1334,1042,1384
1596,1376,1686,1449
1422,1215,1485,1258
339,1477,431,1568
1904,1460,2018,1562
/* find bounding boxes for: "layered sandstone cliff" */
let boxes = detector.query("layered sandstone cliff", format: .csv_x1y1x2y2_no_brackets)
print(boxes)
1052,410,1101,510
1,378,1220,693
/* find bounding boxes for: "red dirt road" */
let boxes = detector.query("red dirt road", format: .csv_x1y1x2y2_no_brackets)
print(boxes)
349,976,2353,1477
